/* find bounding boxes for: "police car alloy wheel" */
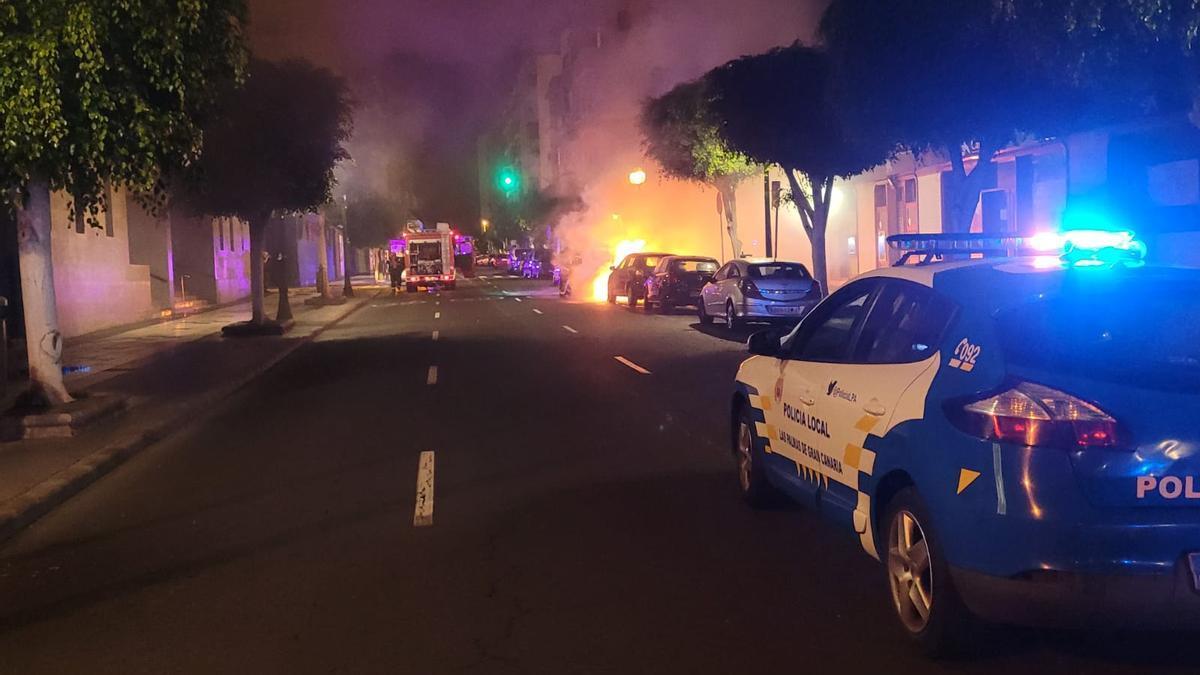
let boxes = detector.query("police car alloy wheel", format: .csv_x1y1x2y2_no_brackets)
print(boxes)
725,302,741,330
888,508,933,633
735,407,775,506
883,488,972,655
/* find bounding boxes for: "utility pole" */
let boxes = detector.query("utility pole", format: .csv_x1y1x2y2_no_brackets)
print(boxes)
762,166,773,258
772,180,782,260
342,194,354,298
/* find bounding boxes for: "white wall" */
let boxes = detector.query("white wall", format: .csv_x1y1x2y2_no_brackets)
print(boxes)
51,189,153,337
917,173,943,234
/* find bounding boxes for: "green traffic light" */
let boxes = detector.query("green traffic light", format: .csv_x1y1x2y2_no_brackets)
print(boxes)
495,165,521,194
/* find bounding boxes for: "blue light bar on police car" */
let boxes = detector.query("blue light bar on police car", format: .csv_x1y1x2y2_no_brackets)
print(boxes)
887,233,1039,254
887,230,1147,267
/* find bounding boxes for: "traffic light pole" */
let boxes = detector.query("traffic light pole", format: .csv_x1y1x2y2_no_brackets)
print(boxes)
763,166,773,258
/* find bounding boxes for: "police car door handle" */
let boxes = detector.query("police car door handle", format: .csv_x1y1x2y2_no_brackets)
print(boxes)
863,399,887,417
797,389,816,406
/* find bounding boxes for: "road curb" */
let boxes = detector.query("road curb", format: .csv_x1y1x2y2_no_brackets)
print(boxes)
0,290,381,546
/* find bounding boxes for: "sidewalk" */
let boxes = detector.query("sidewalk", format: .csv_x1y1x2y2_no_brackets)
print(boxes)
0,279,383,542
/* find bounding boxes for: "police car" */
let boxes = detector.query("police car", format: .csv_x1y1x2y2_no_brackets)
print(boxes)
730,229,1200,653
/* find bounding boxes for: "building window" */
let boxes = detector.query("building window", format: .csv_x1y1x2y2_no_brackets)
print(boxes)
217,218,225,251
73,196,86,234
904,178,917,203
874,184,888,208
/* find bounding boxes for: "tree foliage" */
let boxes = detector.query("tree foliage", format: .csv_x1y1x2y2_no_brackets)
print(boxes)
1007,0,1197,123
820,0,1070,231
0,0,248,218
181,58,354,222
641,78,756,257
641,79,756,186
709,43,888,289
488,183,580,247
819,0,1200,232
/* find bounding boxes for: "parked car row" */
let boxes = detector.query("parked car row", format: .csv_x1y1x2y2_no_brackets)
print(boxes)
605,252,824,328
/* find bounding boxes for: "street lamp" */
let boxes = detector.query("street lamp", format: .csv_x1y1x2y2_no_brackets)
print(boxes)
481,219,490,232
628,168,647,186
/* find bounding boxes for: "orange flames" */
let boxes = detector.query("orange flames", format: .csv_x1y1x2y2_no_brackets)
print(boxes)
590,239,649,302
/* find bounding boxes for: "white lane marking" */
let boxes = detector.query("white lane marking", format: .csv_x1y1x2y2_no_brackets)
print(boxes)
532,308,543,315
614,356,652,375
513,297,522,303
562,325,578,334
432,330,440,341
413,451,435,527
427,365,438,385
434,312,441,319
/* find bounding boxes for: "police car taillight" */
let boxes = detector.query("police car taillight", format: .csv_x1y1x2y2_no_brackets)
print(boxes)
953,382,1123,450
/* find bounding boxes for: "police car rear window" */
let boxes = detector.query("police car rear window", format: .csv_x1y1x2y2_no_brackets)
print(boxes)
997,283,1200,392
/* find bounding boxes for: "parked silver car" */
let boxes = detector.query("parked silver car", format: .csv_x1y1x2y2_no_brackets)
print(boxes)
698,259,822,329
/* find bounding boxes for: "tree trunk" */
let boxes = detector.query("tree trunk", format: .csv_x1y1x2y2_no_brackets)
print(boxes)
16,179,72,405
783,168,832,294
716,178,744,259
341,229,354,298
275,253,293,322
315,219,330,298
944,142,997,233
248,213,269,324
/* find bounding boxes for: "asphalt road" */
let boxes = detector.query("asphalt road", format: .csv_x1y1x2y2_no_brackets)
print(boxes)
0,272,1197,674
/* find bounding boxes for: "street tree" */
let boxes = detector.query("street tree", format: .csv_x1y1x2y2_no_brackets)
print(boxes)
486,173,578,248
1008,0,1196,123
182,58,353,328
819,0,1067,233
0,0,247,405
641,79,757,258
710,44,887,291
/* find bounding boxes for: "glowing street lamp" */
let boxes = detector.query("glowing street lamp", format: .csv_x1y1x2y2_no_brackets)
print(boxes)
481,219,490,232
628,168,647,186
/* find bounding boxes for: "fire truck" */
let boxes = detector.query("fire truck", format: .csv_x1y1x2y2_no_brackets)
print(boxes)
404,223,457,292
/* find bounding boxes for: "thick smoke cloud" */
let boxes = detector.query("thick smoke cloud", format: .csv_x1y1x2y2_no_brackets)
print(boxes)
248,0,825,237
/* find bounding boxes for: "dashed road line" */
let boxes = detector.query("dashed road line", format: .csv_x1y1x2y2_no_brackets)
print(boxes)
413,451,435,527
562,325,578,334
614,356,652,375
513,297,522,303
427,365,438,385
434,311,441,319
432,330,440,341
532,308,543,315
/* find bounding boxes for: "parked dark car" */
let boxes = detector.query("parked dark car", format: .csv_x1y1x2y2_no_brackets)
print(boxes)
606,252,670,308
644,255,720,314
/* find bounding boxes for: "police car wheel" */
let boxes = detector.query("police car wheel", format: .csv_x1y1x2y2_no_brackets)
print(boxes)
884,488,972,656
735,407,775,507
698,301,714,324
